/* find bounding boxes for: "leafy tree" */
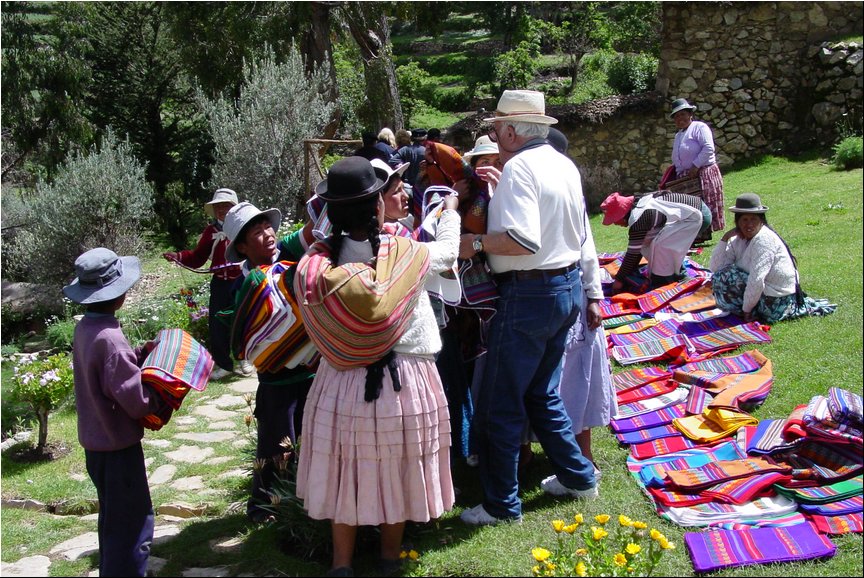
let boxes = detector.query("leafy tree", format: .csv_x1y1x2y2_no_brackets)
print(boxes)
10,352,74,454
5,130,154,285
493,40,541,91
608,1,661,55
199,45,336,221
396,61,433,127
1,1,94,184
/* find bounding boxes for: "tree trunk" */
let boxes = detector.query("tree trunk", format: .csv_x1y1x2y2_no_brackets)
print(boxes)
342,2,404,131
36,407,49,453
302,1,341,140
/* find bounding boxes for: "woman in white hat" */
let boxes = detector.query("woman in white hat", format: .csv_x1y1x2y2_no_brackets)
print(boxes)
162,188,249,379
709,193,801,323
666,97,725,243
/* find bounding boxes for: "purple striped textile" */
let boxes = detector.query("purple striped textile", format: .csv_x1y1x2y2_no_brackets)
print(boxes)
677,314,745,337
809,512,863,534
686,385,713,415
608,320,682,347
774,474,862,504
684,522,836,573
798,495,863,516
629,434,703,460
617,379,677,405
637,442,745,488
665,457,791,491
778,440,864,484
617,387,689,419
673,349,767,375
613,366,672,393
746,419,805,455
701,471,790,504
637,277,704,313
599,299,642,319
602,314,648,329
827,386,863,430
616,423,682,445
689,322,772,354
610,403,685,434
611,334,694,365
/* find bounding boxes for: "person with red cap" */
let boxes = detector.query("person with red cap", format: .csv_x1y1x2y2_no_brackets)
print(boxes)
600,190,704,292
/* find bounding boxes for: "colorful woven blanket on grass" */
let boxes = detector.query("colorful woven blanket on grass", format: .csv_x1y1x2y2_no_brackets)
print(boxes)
634,441,745,488
664,457,791,492
798,495,863,516
777,440,864,483
617,387,690,419
828,386,863,431
673,349,768,375
601,313,646,329
662,495,798,527
611,335,694,365
669,282,716,313
607,318,657,334
637,277,704,313
610,403,685,434
294,235,429,370
745,419,805,455
613,366,671,393
701,471,790,505
608,319,682,347
688,322,772,354
616,423,682,445
673,407,759,443
677,314,745,338
617,379,678,405
683,522,836,572
599,300,642,319
808,512,863,535
140,328,212,430
629,434,705,460
804,394,864,440
774,474,862,504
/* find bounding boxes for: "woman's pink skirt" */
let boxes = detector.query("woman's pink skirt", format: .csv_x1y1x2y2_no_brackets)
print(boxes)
296,355,454,526
699,163,726,231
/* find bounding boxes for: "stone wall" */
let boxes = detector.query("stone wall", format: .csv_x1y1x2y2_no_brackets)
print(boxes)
553,1,863,199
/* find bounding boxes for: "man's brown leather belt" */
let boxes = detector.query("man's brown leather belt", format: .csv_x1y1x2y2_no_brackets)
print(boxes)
493,263,578,283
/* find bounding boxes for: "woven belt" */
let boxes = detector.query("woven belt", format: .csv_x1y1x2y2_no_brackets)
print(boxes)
493,263,578,283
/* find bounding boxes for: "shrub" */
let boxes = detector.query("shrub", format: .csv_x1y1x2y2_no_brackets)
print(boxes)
606,53,657,95
831,136,864,170
4,130,154,285
396,60,434,126
45,317,77,351
199,44,335,222
10,352,75,453
493,40,541,91
118,296,191,348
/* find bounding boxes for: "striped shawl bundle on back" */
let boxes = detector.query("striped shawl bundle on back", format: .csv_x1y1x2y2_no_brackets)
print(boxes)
294,235,430,370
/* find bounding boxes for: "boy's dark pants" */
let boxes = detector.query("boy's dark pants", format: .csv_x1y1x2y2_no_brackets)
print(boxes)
86,443,154,577
210,276,236,371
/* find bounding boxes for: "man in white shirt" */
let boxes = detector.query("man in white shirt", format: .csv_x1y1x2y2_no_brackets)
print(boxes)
458,90,603,525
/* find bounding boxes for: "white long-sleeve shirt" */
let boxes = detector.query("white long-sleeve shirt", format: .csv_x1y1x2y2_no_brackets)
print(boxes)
709,225,797,313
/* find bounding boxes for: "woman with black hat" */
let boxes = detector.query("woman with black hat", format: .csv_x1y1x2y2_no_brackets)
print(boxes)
293,156,459,577
666,97,725,242
709,193,800,323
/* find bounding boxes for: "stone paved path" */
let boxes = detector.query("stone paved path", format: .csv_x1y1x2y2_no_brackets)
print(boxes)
1,374,261,577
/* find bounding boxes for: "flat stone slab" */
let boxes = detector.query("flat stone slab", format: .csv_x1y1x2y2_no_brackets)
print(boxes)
174,416,198,426
50,532,99,561
217,468,248,480
153,524,181,545
1,499,47,512
158,502,209,518
182,567,231,577
203,456,233,466
1,555,51,577
174,431,235,443
164,445,214,464
229,379,258,394
170,476,205,491
143,438,172,448
208,394,247,408
192,405,236,421
208,420,236,430
231,439,250,449
150,464,178,486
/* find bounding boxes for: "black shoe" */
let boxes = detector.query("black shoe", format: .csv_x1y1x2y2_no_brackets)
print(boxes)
377,558,403,576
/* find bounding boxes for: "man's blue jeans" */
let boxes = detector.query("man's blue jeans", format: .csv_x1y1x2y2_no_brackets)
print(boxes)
473,267,596,520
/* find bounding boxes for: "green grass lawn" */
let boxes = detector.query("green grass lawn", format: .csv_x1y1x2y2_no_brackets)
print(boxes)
1,153,861,576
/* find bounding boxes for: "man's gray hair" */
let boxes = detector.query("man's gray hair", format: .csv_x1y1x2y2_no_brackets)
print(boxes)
509,121,549,139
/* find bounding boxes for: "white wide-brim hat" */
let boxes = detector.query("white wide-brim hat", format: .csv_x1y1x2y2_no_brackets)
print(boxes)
224,201,282,263
484,89,558,125
204,188,239,218
462,135,499,161
62,248,141,304
370,158,410,184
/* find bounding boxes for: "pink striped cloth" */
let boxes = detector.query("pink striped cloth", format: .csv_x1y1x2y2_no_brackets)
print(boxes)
613,366,672,394
808,512,863,535
637,277,704,313
689,322,772,354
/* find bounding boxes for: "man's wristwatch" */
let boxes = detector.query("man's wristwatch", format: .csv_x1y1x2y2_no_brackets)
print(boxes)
472,235,484,253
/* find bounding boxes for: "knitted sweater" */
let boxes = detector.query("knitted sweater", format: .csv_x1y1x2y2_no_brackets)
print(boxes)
709,225,797,313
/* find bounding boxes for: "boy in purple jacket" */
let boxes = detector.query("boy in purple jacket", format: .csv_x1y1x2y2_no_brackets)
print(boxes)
63,248,170,577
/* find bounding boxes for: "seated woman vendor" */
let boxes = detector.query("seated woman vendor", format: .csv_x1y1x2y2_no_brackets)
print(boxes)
600,191,704,293
708,193,799,324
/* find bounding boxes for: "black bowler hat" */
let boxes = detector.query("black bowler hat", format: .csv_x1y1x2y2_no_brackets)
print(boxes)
411,128,428,140
315,156,386,204
729,192,769,214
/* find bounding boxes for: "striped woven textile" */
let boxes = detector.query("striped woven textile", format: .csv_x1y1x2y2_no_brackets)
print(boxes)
798,495,863,516
613,366,672,394
630,434,704,460
637,277,704,313
617,379,678,405
746,419,805,455
669,282,716,313
689,322,772,354
231,261,317,373
599,299,642,319
616,423,682,445
607,318,659,335
683,522,837,572
673,349,768,376
678,314,745,338
662,495,798,527
701,471,791,505
664,457,791,491
782,404,809,440
708,511,808,531
674,407,758,443
685,385,713,415
610,403,685,434
774,474,862,504
140,328,213,430
611,334,694,365
709,365,774,411
617,386,690,419
608,320,682,347
778,440,864,484
634,441,745,489
828,387,863,430
809,512,863,535
602,313,647,329
648,485,714,508
804,419,864,447
294,236,430,370
805,394,864,437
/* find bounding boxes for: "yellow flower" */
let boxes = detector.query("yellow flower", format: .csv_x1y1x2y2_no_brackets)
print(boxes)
660,538,676,550
618,514,633,527
650,528,664,541
591,526,608,541
400,551,408,559
595,514,611,524
408,550,419,561
614,553,627,567
574,513,584,525
632,520,648,529
627,567,635,573
625,543,641,555
532,547,552,562
575,548,588,557
575,561,587,577
532,565,541,576
552,519,565,533
563,523,578,534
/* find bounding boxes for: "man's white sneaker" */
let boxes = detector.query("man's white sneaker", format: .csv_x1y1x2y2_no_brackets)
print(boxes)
541,475,599,500
460,504,522,526
237,360,255,376
210,367,231,381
